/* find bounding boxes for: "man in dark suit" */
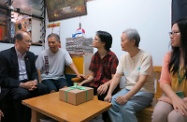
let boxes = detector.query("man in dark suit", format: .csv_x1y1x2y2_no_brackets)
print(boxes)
0,31,48,122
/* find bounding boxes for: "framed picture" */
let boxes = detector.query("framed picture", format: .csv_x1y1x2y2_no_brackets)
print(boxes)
46,0,87,22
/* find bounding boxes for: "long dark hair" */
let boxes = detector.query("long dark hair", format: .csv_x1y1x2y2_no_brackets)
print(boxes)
169,18,187,79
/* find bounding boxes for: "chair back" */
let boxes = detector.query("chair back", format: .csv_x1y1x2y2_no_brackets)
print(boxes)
153,66,162,100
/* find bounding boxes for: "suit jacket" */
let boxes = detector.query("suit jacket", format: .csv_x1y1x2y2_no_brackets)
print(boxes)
0,47,38,89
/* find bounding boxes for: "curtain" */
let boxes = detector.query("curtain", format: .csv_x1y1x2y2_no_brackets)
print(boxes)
172,0,187,25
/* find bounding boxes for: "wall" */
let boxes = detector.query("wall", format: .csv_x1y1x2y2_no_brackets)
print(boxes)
0,43,44,55
0,0,171,65
46,0,171,66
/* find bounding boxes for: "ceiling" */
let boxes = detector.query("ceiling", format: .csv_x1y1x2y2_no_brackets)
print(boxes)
0,0,43,17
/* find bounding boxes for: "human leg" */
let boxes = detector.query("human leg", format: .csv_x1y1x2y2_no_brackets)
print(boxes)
168,109,187,122
0,91,15,122
55,78,68,90
42,79,57,93
37,83,48,94
120,91,153,122
10,87,31,122
97,88,110,122
108,89,129,122
152,101,173,122
31,83,48,96
109,89,153,122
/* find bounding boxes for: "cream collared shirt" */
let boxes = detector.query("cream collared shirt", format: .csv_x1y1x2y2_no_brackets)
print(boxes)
15,49,28,81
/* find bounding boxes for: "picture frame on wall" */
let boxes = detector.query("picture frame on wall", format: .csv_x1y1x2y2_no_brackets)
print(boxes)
46,0,87,22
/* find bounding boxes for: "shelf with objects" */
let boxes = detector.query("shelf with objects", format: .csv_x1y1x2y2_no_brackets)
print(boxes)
0,0,45,45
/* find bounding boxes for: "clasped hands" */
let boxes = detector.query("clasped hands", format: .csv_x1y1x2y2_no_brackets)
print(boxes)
20,79,37,91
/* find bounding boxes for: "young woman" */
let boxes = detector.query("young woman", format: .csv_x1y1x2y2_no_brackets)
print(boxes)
152,18,187,122
78,30,119,121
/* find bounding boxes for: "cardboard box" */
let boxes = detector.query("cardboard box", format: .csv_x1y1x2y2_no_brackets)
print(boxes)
59,86,94,105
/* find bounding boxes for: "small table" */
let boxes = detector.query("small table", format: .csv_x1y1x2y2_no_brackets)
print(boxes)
22,92,111,122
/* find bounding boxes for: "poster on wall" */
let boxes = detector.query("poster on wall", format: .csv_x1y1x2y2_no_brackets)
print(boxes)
46,0,87,22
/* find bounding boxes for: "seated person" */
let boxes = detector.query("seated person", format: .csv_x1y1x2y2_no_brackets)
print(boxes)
152,18,187,122
0,31,48,122
0,110,4,121
35,33,84,93
104,29,154,122
78,30,119,122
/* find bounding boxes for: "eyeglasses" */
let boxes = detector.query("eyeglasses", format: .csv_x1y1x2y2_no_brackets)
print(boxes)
169,31,180,36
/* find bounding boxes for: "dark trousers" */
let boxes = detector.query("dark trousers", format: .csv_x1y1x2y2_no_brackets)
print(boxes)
1,83,47,122
42,78,68,92
91,85,119,122
0,95,15,122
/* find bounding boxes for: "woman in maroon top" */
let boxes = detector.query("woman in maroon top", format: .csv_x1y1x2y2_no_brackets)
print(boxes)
78,30,119,122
